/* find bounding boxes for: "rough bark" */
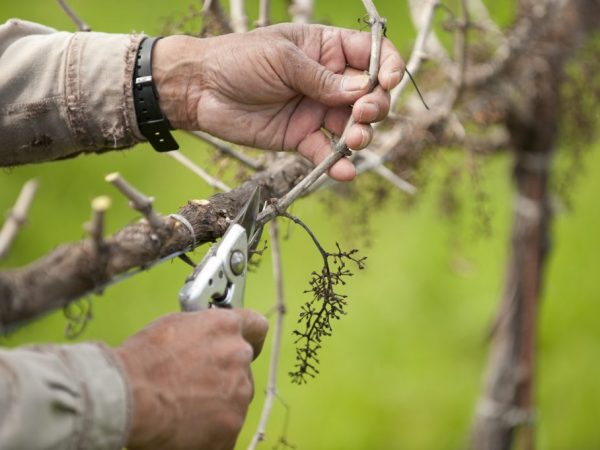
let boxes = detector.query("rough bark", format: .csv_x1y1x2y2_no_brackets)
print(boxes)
471,140,553,450
470,1,600,449
0,156,311,330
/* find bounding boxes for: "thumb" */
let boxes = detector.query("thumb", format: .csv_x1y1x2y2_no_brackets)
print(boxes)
234,309,269,360
288,52,370,107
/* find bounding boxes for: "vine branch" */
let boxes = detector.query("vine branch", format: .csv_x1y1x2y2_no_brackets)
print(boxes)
248,219,286,449
0,157,312,330
230,0,248,33
190,131,264,171
389,0,439,109
167,151,231,192
289,0,314,24
256,0,271,27
0,179,39,261
56,0,91,31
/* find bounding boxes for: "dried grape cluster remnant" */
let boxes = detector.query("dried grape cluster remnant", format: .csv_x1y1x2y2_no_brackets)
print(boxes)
290,238,366,384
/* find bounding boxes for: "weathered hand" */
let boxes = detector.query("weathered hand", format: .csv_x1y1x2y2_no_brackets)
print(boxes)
114,309,268,450
153,24,404,181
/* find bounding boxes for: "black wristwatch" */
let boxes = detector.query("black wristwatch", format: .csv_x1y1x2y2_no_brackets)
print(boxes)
132,37,179,152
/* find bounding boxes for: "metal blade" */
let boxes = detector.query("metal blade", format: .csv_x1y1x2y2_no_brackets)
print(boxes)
233,186,261,240
248,225,264,255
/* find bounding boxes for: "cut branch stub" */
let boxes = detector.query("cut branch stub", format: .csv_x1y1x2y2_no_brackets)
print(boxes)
105,172,164,229
85,196,111,253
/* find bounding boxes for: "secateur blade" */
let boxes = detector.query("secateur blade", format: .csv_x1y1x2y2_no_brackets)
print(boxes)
179,186,265,312
234,186,264,254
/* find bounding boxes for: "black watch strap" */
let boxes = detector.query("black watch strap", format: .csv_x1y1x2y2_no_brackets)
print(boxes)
133,37,179,152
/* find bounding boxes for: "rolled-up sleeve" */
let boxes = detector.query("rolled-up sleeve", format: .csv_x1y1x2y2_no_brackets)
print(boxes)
0,19,146,166
0,343,131,450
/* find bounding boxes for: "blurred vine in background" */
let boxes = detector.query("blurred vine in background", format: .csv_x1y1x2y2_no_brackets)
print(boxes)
554,33,600,210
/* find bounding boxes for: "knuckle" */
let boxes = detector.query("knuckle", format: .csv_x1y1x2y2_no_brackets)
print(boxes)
244,373,255,401
227,339,254,365
237,341,254,364
216,338,252,370
208,309,242,335
314,68,334,96
143,313,183,343
239,376,254,403
233,370,254,403
215,410,245,437
382,90,391,109
380,102,390,119
315,69,341,105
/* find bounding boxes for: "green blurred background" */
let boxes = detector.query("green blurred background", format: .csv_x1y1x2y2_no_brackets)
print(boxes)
1,1,599,448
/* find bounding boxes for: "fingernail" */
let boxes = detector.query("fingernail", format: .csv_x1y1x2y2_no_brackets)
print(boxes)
360,128,370,147
342,75,370,92
387,71,402,89
359,102,380,122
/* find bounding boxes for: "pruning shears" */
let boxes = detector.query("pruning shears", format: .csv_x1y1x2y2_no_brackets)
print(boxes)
179,187,263,311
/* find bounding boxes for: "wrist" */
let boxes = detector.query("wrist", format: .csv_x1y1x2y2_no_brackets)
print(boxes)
114,346,174,448
132,37,179,151
152,35,205,131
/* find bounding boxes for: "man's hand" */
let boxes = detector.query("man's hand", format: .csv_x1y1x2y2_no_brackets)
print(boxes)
114,309,268,450
152,24,404,181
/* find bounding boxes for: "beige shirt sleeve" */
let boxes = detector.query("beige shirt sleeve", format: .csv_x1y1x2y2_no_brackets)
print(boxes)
0,343,131,450
0,20,144,449
0,19,146,166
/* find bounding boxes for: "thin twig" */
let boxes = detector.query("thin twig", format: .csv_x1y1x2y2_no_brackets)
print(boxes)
454,0,470,99
410,0,454,67
370,162,417,195
459,0,511,87
360,0,380,18
56,0,91,31
105,173,164,229
309,122,408,193
289,0,314,23
404,68,430,110
464,0,556,89
230,0,248,32
257,134,351,225
280,213,326,257
390,0,439,109
256,0,271,27
248,219,286,449
202,0,234,34
85,196,111,253
257,4,386,226
202,0,214,13
189,131,264,171
167,151,231,192
310,149,416,195
432,0,469,134
0,179,39,261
